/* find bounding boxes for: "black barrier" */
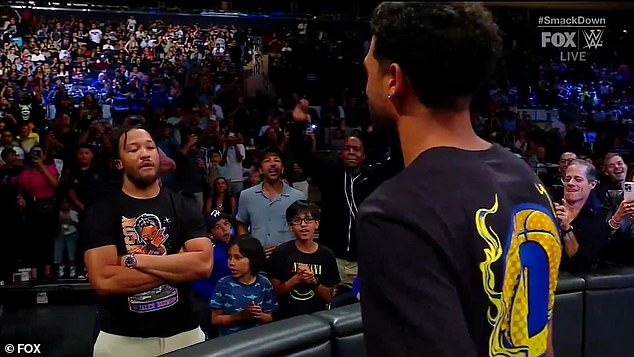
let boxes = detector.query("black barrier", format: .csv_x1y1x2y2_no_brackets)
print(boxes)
4,268,634,355
583,266,634,357
314,304,365,357
163,315,332,357
553,272,585,357
166,267,634,357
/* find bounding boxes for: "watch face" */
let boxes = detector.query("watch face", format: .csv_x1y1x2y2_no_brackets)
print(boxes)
125,255,136,267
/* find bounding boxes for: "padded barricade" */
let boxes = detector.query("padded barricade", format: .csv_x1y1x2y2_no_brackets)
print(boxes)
163,315,331,357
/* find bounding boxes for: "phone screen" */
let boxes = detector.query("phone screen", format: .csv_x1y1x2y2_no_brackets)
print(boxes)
624,182,634,202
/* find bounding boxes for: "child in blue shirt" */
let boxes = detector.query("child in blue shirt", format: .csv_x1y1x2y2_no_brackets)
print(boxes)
192,210,234,338
211,235,278,336
193,210,234,303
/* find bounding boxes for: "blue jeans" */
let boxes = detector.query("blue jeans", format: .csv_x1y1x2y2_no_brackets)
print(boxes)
54,231,79,264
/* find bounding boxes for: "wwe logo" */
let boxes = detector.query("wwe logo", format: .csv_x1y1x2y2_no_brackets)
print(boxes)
583,29,604,49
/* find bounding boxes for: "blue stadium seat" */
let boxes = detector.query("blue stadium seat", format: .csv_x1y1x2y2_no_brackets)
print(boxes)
112,95,130,111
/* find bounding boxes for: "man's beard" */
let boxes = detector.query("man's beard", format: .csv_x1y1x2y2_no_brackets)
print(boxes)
125,170,158,189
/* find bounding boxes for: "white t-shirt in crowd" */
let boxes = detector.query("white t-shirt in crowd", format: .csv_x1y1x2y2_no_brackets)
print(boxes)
209,104,224,121
60,209,79,235
127,18,137,32
59,50,71,61
89,29,102,44
224,144,246,182
31,53,46,62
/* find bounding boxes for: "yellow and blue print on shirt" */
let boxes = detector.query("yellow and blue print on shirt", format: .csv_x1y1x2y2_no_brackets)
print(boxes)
477,183,561,356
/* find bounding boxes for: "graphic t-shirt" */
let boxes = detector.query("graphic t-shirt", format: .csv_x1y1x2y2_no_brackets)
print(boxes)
83,188,208,338
357,144,562,356
210,274,278,336
266,241,340,318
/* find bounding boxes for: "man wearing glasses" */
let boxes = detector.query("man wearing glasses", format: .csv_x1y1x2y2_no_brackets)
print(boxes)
549,152,577,200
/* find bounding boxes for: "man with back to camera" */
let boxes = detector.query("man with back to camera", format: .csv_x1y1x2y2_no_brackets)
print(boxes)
83,127,213,356
357,3,561,356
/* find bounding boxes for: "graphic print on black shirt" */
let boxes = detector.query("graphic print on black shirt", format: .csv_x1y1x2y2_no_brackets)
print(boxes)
356,144,562,356
475,183,561,355
267,241,340,318
122,213,177,313
83,189,208,337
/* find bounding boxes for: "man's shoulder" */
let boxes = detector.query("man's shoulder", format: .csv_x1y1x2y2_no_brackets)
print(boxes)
240,184,261,197
360,169,424,218
284,183,305,199
89,190,123,212
215,276,234,288
275,240,296,253
161,187,192,205
255,274,273,286
316,243,336,258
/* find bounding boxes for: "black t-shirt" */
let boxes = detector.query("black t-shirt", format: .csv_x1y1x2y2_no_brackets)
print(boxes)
0,166,23,216
357,144,561,357
266,241,340,319
68,167,113,212
83,188,208,338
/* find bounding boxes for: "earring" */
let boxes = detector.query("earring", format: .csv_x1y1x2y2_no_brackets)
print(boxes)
387,94,392,100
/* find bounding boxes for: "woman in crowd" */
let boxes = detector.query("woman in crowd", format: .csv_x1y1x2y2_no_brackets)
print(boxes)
17,145,59,280
602,170,634,265
205,176,236,216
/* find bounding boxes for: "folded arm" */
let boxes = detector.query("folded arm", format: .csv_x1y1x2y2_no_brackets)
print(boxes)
85,245,164,296
134,237,213,282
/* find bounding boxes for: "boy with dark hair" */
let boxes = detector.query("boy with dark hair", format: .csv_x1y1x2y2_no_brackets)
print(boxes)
211,235,277,336
192,210,235,338
266,200,340,319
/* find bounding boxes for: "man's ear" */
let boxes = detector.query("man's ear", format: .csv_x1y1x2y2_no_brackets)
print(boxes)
590,180,598,190
114,159,123,170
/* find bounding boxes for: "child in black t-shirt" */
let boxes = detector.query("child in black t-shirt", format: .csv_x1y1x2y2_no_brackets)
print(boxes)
267,200,340,319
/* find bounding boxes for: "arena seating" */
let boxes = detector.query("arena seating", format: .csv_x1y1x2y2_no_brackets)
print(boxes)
164,266,634,357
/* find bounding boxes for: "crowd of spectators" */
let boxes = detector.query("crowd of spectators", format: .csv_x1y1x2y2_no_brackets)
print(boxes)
0,7,396,337
1,4,634,342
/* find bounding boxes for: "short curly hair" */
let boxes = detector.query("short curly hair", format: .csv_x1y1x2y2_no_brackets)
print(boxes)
370,2,503,111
